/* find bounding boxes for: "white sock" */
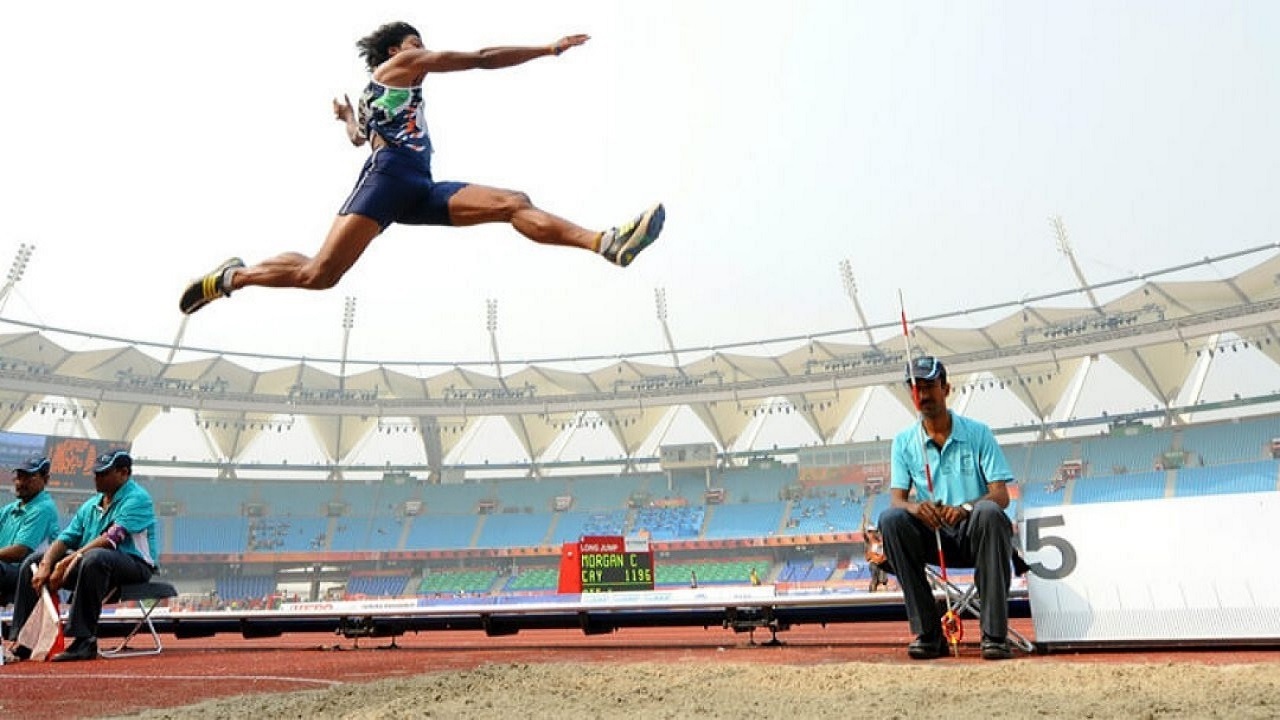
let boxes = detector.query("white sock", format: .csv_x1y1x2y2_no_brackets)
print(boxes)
597,229,615,256
221,267,239,295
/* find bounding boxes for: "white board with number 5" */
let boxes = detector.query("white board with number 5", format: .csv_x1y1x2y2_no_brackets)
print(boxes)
1022,491,1280,644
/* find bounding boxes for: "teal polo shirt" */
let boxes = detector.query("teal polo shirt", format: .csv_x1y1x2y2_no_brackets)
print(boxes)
0,488,60,553
890,411,1014,506
58,478,158,568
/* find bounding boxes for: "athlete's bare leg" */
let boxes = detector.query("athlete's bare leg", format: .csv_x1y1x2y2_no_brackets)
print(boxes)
446,184,601,251
446,184,664,266
178,214,382,314
179,189,663,314
231,214,383,291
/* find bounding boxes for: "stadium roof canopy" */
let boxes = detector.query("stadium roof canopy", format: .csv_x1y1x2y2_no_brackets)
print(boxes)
2,246,1279,467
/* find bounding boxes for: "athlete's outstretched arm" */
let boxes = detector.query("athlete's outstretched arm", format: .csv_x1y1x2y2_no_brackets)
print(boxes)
407,34,589,74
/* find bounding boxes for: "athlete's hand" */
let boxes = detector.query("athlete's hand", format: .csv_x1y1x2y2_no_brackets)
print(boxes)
551,34,590,56
333,95,355,123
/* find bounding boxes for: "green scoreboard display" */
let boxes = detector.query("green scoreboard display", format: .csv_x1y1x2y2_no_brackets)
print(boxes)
578,535,655,593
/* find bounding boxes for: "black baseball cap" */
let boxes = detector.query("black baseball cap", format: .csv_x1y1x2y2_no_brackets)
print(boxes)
906,355,947,384
13,455,51,474
93,450,133,474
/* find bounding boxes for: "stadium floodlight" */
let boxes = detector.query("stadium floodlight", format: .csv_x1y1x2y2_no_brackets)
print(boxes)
486,298,503,378
338,296,358,398
1050,216,1103,311
839,258,855,297
342,296,357,331
6,243,34,283
1051,215,1071,255
0,243,35,315
653,287,681,370
838,258,876,347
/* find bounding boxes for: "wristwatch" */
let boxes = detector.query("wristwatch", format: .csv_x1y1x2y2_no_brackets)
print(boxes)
960,502,974,515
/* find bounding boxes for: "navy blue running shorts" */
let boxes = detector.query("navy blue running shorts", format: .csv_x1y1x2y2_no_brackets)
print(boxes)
338,147,467,229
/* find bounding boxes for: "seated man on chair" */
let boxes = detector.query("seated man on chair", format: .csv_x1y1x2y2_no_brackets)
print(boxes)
8,451,157,662
879,356,1016,661
1,456,60,607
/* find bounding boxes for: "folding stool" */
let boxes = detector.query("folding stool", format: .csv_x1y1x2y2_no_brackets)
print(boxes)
99,581,178,658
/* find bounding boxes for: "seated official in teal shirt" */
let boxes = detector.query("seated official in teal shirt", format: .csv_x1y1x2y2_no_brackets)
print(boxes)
0,456,60,608
8,451,156,663
879,356,1018,662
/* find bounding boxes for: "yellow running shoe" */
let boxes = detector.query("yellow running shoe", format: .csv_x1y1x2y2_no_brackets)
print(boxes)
179,257,245,315
601,203,665,267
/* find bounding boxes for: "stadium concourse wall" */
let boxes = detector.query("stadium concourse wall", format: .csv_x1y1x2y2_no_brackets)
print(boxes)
158,546,854,609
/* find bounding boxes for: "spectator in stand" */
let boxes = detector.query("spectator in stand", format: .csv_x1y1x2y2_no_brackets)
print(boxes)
749,567,761,586
7,451,157,662
863,525,890,593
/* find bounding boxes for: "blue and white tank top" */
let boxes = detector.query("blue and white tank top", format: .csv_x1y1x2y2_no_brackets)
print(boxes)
358,80,433,156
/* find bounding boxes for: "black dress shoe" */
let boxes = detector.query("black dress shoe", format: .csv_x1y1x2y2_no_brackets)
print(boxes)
907,634,947,660
3,644,31,662
52,637,98,662
981,636,1014,660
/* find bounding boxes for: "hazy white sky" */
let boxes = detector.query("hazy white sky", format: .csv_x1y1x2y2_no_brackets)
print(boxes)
0,0,1276,370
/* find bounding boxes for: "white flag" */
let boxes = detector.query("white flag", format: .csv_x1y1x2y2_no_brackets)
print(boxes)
16,587,65,661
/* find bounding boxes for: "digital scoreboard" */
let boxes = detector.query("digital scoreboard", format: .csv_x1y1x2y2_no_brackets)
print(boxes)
577,535,654,593
47,437,127,490
0,431,129,491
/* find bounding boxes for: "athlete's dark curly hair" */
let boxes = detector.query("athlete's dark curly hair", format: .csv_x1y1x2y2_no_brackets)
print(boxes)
356,22,421,71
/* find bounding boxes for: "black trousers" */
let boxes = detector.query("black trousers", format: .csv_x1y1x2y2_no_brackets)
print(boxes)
0,557,26,605
879,500,1012,641
9,548,153,641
